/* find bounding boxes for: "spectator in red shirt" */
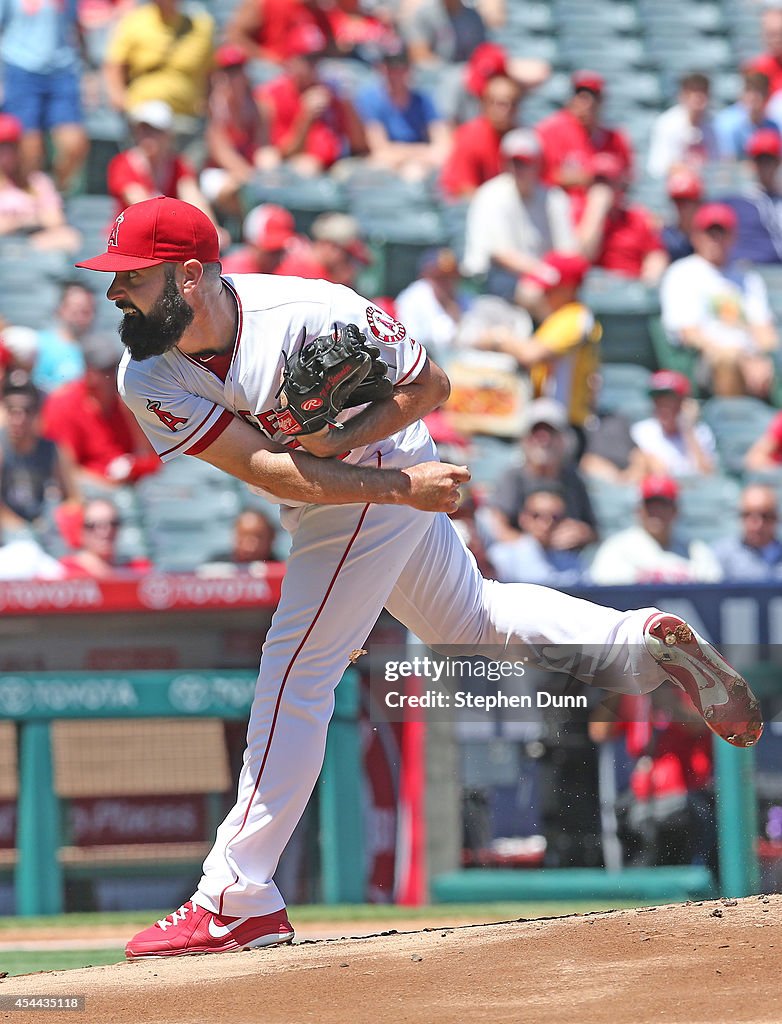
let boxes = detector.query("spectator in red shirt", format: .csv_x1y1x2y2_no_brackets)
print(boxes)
41,337,160,489
576,153,668,285
226,0,328,65
745,409,782,472
107,100,221,230
749,7,782,96
222,204,297,274
59,497,152,578
200,44,279,220
255,23,368,175
275,211,371,287
439,72,522,199
536,70,634,196
323,0,394,62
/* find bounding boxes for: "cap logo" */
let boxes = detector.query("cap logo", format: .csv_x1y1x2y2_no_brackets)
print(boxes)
108,212,125,250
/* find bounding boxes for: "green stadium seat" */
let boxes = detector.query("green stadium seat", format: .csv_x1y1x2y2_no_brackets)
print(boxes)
700,397,777,475
647,317,699,386
584,477,638,536
595,363,654,421
241,173,349,234
676,474,742,544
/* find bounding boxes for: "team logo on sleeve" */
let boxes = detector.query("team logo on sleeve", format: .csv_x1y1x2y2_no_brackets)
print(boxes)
146,399,187,432
366,306,406,344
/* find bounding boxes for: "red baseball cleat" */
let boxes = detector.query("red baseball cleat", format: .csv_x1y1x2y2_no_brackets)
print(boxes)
643,612,763,748
125,901,295,959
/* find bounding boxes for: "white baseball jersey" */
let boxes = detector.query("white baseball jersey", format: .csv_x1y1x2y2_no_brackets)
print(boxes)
114,273,670,921
118,274,430,504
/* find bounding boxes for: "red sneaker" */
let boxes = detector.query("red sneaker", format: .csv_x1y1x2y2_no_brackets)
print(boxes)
125,901,295,959
643,612,763,749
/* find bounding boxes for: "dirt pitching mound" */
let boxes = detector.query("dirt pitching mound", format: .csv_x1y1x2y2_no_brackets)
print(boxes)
3,896,780,1024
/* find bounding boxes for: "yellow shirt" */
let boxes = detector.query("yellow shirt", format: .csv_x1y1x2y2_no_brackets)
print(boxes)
529,302,601,428
107,3,215,117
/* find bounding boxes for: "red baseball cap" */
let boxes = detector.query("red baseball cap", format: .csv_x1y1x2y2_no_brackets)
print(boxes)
243,203,295,251
692,202,737,233
287,23,327,58
649,369,691,397
667,167,703,201
214,43,248,69
75,197,220,272
641,475,679,502
0,113,23,144
572,70,605,95
524,251,591,292
746,127,782,159
465,42,508,96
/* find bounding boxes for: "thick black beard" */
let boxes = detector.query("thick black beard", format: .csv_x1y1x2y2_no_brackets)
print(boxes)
120,272,195,361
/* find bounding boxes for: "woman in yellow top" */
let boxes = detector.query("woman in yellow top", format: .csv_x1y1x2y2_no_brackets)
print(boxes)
103,0,215,121
479,251,601,431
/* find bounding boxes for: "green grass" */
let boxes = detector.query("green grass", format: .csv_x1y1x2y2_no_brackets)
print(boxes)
0,900,655,978
1,949,125,977
0,899,648,933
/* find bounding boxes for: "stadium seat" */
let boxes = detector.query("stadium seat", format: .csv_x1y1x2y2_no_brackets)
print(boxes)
356,210,449,297
584,478,638,536
241,174,349,234
676,474,742,544
581,276,660,368
647,318,699,387
700,397,777,475
595,363,653,421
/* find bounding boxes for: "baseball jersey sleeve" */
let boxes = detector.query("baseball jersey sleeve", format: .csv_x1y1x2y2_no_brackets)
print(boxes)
326,287,427,388
118,357,235,462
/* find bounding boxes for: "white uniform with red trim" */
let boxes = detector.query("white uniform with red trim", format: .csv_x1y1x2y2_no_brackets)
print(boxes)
120,273,664,917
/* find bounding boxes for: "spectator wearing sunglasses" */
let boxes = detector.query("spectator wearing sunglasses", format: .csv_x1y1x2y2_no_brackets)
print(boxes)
59,497,152,577
712,484,782,581
487,482,587,585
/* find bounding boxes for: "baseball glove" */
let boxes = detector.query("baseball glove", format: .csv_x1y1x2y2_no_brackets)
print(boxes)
275,323,393,435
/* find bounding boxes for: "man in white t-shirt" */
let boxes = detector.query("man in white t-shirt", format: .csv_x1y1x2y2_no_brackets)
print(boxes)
630,370,716,477
659,202,778,397
394,247,470,360
462,128,577,306
589,475,723,585
647,72,719,179
73,197,762,960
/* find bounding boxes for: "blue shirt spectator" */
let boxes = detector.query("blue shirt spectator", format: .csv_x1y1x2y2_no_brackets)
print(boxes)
661,224,695,263
355,42,450,181
356,80,438,143
489,534,585,586
722,129,782,264
33,330,86,394
660,168,702,264
488,483,587,584
32,282,95,394
0,0,88,192
712,484,782,581
714,70,779,161
0,0,81,74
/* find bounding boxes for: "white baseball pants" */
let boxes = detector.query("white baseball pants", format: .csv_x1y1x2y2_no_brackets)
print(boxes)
194,451,664,917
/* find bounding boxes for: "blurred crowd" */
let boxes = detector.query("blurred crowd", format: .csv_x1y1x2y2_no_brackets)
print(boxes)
1,0,781,588
4,0,782,876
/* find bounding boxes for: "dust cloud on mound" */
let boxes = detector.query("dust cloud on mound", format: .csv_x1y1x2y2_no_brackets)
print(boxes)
2,896,780,1024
